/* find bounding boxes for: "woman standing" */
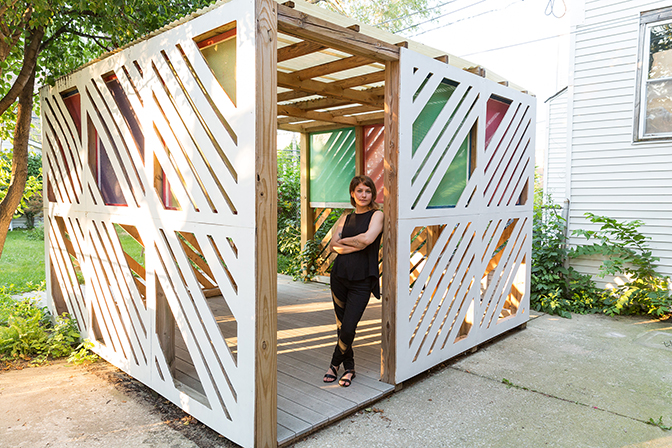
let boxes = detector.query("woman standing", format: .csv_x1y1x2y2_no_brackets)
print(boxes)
323,175,383,387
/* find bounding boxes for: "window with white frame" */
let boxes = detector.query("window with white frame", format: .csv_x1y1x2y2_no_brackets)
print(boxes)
636,8,672,140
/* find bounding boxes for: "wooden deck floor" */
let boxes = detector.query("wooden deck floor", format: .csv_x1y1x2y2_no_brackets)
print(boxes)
173,275,394,446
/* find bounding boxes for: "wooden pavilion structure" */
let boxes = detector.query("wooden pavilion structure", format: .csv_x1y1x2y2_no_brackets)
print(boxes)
40,0,535,446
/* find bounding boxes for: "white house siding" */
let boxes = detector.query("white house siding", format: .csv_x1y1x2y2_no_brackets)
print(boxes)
544,88,568,205
568,0,672,286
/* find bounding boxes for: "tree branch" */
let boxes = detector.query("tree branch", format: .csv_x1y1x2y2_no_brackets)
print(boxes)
0,0,21,18
67,29,113,42
0,4,31,66
39,21,72,52
0,25,44,117
0,67,35,258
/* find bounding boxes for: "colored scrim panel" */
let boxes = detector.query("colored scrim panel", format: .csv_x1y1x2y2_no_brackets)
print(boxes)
427,135,469,208
485,97,511,149
310,128,356,204
99,141,128,206
412,78,457,156
61,89,82,137
199,27,237,105
364,124,384,203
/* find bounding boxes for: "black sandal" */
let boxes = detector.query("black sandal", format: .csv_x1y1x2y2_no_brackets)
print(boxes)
323,365,338,383
339,370,356,387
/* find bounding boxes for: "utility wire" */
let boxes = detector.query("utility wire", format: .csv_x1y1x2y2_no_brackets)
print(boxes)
545,0,567,19
376,0,461,26
398,0,489,33
405,0,522,36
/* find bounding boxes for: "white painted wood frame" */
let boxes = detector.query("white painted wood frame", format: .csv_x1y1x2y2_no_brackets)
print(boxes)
394,48,535,382
42,0,260,445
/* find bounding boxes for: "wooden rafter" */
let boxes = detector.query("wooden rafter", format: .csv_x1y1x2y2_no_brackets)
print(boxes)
277,70,385,103
277,40,325,62
277,4,400,62
277,71,383,107
327,104,380,117
278,104,384,127
277,104,382,124
287,97,352,110
289,55,376,81
278,121,335,133
278,104,358,125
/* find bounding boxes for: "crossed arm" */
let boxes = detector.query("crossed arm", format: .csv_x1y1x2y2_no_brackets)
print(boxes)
329,210,384,255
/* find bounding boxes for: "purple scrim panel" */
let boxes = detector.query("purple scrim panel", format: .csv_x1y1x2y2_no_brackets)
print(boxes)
99,141,127,206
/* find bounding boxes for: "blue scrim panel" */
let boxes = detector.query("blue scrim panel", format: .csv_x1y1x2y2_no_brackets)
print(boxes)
310,128,356,203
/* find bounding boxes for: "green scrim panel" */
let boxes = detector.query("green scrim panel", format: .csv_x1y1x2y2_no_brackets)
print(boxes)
412,78,458,156
310,128,356,203
428,135,469,208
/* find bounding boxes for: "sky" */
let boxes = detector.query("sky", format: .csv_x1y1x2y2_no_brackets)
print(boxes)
408,0,572,100
408,0,574,168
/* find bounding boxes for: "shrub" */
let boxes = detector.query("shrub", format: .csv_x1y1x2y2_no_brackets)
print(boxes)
571,213,672,317
0,290,82,359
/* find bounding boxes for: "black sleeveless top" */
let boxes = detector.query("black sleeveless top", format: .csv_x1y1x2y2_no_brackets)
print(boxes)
331,210,382,299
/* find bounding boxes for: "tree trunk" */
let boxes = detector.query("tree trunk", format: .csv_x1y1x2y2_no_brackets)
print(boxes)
0,68,35,258
0,26,43,118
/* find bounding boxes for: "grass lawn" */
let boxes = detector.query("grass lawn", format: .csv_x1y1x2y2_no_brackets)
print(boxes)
0,229,45,289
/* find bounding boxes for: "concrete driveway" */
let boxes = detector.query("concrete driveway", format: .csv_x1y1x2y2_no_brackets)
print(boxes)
1,312,671,448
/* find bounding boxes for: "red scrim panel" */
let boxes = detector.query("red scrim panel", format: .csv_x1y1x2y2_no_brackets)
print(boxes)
62,90,82,138
363,124,384,204
485,97,511,150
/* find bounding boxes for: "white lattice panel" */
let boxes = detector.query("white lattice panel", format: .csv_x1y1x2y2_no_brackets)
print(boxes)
395,48,535,382
41,1,258,445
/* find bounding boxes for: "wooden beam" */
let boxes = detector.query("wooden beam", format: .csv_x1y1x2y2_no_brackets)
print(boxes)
156,279,175,376
381,59,399,385
278,104,359,125
327,104,381,117
465,65,486,77
277,4,400,62
290,55,376,81
278,121,334,133
277,89,314,102
283,97,351,111
277,71,383,107
277,40,325,62
352,111,385,126
255,0,277,446
355,126,364,175
333,71,386,89
300,133,314,258
277,70,385,103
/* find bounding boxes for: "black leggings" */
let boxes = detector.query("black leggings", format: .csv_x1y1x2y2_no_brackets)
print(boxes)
329,275,372,371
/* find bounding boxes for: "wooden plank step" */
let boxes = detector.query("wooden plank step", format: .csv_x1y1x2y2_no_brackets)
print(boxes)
280,349,389,392
276,423,295,447
277,408,312,440
278,371,356,416
277,395,328,428
277,357,386,404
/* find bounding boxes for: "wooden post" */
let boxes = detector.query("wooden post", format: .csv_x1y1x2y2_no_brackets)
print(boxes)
255,0,278,446
155,279,176,376
355,125,364,175
381,59,399,385
300,132,313,253
49,262,69,316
